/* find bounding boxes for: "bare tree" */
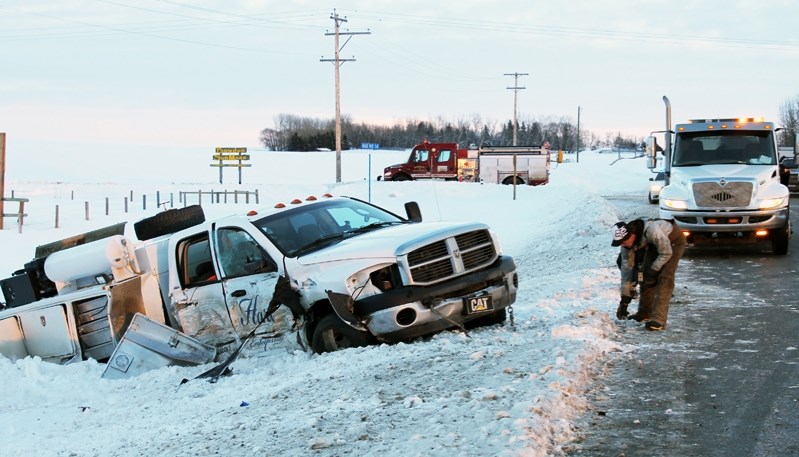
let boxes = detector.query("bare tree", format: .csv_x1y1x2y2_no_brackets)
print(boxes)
779,94,799,147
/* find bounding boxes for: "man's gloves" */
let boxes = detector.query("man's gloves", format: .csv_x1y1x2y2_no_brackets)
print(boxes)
643,268,659,287
616,295,632,320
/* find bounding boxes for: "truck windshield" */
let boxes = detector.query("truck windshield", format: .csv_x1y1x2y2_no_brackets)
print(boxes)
673,131,776,166
251,198,406,257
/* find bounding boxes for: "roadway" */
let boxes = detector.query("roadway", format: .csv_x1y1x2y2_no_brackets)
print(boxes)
572,196,799,456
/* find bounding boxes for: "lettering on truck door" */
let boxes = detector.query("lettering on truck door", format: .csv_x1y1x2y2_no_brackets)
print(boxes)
213,226,294,351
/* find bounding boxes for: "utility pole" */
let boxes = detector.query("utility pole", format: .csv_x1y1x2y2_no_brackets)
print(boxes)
0,132,5,230
504,72,528,146
576,106,581,163
321,9,370,183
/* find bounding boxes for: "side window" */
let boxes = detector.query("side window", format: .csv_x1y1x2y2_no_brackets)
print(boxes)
216,228,277,278
437,149,451,163
414,150,428,163
177,234,216,287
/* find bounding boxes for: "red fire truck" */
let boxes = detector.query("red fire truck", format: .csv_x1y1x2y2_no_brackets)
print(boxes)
378,140,550,185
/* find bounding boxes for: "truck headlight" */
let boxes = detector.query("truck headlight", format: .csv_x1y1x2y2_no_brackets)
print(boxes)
758,197,787,210
661,199,687,210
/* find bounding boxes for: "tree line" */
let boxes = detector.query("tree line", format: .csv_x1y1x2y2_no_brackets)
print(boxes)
260,97,799,153
259,113,643,152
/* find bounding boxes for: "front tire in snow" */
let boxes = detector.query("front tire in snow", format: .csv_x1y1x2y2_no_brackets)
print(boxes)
311,314,375,353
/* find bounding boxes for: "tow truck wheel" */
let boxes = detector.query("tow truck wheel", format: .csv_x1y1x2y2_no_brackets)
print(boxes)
392,173,410,181
311,314,375,353
771,219,790,255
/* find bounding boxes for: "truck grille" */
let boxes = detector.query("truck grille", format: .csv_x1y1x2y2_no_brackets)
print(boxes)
406,229,497,285
693,181,752,208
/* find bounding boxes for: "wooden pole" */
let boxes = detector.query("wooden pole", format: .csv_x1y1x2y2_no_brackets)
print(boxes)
0,132,5,230
17,200,23,234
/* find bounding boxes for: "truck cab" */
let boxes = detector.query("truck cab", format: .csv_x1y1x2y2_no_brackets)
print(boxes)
380,141,464,181
648,117,794,254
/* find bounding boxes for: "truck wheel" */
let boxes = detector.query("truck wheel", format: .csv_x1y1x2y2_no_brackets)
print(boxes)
502,176,524,185
133,205,205,240
771,220,790,255
311,314,375,353
392,174,410,182
465,308,507,329
648,192,657,204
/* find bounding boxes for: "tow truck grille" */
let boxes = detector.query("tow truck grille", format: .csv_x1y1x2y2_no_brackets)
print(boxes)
693,181,752,207
406,229,497,285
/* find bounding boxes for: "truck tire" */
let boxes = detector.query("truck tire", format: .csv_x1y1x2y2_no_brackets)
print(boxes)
392,173,410,182
502,176,524,185
465,308,507,329
311,314,375,353
771,219,790,255
133,205,205,240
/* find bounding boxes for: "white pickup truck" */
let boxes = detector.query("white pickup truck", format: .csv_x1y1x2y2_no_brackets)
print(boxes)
0,196,518,378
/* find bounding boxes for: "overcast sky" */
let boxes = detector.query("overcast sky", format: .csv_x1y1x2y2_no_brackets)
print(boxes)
1,0,798,158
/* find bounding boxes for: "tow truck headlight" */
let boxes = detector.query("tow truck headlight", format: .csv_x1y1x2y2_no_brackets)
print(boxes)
758,197,787,210
661,199,687,210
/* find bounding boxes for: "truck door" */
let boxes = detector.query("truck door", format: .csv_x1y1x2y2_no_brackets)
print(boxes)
171,227,294,350
172,231,237,348
213,226,295,351
432,148,456,178
410,147,432,179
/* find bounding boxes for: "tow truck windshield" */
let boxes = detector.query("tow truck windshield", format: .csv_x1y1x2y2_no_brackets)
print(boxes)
673,131,777,167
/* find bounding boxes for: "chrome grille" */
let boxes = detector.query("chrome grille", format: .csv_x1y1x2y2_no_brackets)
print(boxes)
693,181,752,207
406,229,497,285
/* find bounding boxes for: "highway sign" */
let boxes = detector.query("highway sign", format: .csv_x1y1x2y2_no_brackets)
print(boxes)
213,154,250,161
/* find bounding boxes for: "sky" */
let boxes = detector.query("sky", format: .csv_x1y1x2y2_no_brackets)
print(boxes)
0,149,665,456
1,0,798,161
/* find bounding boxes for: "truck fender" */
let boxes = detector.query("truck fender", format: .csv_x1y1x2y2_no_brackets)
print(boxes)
325,290,368,331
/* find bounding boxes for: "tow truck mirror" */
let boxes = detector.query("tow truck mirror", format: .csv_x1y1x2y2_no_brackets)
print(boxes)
645,136,658,169
404,201,422,223
781,157,797,169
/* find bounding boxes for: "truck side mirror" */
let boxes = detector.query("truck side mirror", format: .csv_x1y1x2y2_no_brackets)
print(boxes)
645,136,658,169
404,202,422,222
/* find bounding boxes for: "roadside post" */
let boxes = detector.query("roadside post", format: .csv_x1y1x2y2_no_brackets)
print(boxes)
0,132,5,230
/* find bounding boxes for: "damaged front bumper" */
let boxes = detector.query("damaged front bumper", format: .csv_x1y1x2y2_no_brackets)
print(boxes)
353,255,517,342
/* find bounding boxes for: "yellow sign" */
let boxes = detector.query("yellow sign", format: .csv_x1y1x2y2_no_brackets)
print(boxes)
215,147,247,153
213,154,250,161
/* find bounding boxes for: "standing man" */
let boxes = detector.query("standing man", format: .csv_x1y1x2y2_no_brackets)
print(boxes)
611,218,687,331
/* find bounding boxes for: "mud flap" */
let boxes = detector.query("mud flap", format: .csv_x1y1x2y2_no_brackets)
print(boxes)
102,313,216,379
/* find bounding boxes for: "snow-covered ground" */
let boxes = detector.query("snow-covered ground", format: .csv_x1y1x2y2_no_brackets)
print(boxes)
0,148,653,456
